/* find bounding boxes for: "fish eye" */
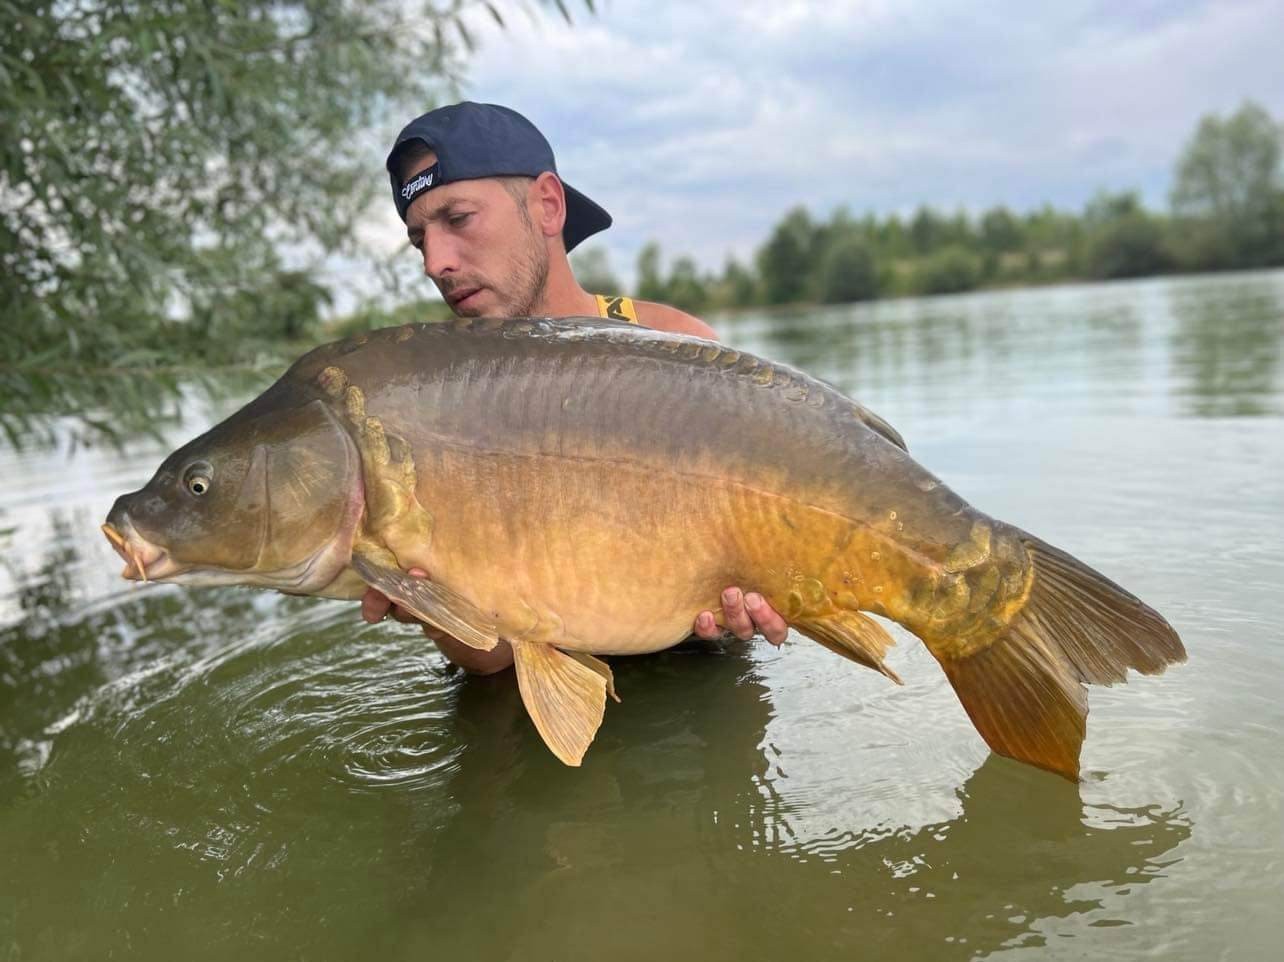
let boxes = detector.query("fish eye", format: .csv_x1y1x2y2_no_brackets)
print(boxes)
183,462,213,497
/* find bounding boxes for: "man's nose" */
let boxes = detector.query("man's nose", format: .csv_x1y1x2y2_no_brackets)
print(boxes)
422,232,460,278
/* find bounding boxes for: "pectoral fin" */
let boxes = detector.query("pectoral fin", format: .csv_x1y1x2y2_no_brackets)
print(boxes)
796,610,903,684
350,550,498,652
511,641,610,766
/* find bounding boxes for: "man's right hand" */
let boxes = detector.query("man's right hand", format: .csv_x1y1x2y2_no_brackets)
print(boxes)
361,568,515,675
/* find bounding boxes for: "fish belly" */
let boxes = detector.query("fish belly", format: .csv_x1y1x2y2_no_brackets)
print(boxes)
415,445,881,656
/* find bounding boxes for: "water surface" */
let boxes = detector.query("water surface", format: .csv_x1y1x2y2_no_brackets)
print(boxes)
2,271,1282,960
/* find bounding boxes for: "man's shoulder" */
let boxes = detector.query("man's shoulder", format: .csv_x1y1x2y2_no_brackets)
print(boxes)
631,300,718,340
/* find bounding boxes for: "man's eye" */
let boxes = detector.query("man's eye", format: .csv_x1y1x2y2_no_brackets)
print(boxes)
448,213,472,228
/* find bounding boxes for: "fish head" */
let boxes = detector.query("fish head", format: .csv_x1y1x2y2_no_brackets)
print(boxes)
103,398,364,592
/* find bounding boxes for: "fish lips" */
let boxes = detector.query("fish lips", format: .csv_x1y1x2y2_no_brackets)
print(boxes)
101,516,182,583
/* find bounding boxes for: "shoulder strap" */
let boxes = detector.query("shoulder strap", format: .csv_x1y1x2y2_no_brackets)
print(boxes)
594,294,640,325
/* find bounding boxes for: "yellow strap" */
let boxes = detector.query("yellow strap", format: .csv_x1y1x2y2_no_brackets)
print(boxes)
594,294,639,324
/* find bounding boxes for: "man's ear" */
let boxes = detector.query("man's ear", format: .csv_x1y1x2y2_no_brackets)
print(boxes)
532,172,566,239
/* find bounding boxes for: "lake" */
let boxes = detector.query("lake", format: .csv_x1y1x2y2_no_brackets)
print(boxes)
2,271,1282,960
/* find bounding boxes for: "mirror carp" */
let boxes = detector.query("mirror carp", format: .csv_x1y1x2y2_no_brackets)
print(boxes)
103,318,1186,778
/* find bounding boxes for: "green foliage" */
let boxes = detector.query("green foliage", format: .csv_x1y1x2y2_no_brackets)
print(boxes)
909,206,943,254
757,206,815,304
192,266,335,343
718,257,759,307
664,256,710,314
630,243,712,312
0,0,582,447
814,233,878,303
908,207,975,255
1086,216,1172,279
876,215,912,259
980,207,1024,253
1020,204,1082,263
570,245,622,294
1170,100,1284,269
913,245,982,295
1082,192,1172,279
635,242,667,302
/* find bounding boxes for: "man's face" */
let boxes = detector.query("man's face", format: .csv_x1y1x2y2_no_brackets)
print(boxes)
402,151,549,318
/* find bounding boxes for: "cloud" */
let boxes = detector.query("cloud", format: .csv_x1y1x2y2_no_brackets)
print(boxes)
340,0,1284,293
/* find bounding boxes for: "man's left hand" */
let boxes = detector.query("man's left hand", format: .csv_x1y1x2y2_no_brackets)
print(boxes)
693,587,789,646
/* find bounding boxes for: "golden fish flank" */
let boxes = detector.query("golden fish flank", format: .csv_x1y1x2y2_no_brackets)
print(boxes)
102,317,1186,778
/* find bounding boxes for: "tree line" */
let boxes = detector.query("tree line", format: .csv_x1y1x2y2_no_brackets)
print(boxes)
571,102,1284,313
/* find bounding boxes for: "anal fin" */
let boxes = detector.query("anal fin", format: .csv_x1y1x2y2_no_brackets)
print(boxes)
796,610,903,684
511,641,610,766
350,550,498,652
564,650,620,703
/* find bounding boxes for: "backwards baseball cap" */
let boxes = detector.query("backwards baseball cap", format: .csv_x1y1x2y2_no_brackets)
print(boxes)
386,101,612,253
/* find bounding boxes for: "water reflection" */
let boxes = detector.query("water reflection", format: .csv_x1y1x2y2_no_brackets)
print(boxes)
1169,275,1283,416
418,651,1190,961
1,611,457,958
743,285,1160,427
2,631,1190,960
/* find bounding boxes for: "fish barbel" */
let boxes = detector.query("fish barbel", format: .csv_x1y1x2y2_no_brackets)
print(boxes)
103,318,1185,777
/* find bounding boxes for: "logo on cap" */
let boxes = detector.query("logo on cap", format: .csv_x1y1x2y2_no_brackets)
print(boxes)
399,164,439,204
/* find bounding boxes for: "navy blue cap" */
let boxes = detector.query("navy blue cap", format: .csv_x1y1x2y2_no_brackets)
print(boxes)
386,101,611,253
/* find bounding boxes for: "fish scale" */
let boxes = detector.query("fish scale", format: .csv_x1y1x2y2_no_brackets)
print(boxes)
104,317,1185,776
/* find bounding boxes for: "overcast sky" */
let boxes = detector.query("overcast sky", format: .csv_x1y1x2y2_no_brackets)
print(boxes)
347,0,1284,299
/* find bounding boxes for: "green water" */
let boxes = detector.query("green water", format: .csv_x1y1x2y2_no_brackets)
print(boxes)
2,272,1282,960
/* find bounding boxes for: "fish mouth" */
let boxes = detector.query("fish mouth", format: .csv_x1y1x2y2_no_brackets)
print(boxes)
101,520,183,583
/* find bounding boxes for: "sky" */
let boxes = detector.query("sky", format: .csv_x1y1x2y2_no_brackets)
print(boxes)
342,0,1284,302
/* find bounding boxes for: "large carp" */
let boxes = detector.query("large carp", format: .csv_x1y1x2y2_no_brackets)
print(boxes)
103,318,1185,778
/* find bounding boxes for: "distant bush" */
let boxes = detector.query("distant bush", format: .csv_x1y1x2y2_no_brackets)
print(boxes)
914,246,982,295
1086,214,1173,279
717,258,760,308
571,246,623,295
757,207,816,304
664,257,711,314
814,234,879,303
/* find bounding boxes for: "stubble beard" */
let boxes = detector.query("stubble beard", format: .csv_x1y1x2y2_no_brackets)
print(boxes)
448,219,550,319
502,228,550,318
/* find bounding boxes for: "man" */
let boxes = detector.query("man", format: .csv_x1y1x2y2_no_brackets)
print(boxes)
361,101,787,674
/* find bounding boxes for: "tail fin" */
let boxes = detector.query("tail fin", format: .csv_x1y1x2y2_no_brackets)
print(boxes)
936,533,1186,780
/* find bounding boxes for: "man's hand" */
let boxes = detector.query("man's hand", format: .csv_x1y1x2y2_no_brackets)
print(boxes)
361,568,515,675
363,572,786,666
692,587,789,646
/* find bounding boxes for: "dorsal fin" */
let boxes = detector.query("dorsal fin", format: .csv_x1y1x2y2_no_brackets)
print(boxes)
852,404,907,451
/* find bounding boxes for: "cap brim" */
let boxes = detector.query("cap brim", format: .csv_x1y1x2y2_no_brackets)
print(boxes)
561,182,612,253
